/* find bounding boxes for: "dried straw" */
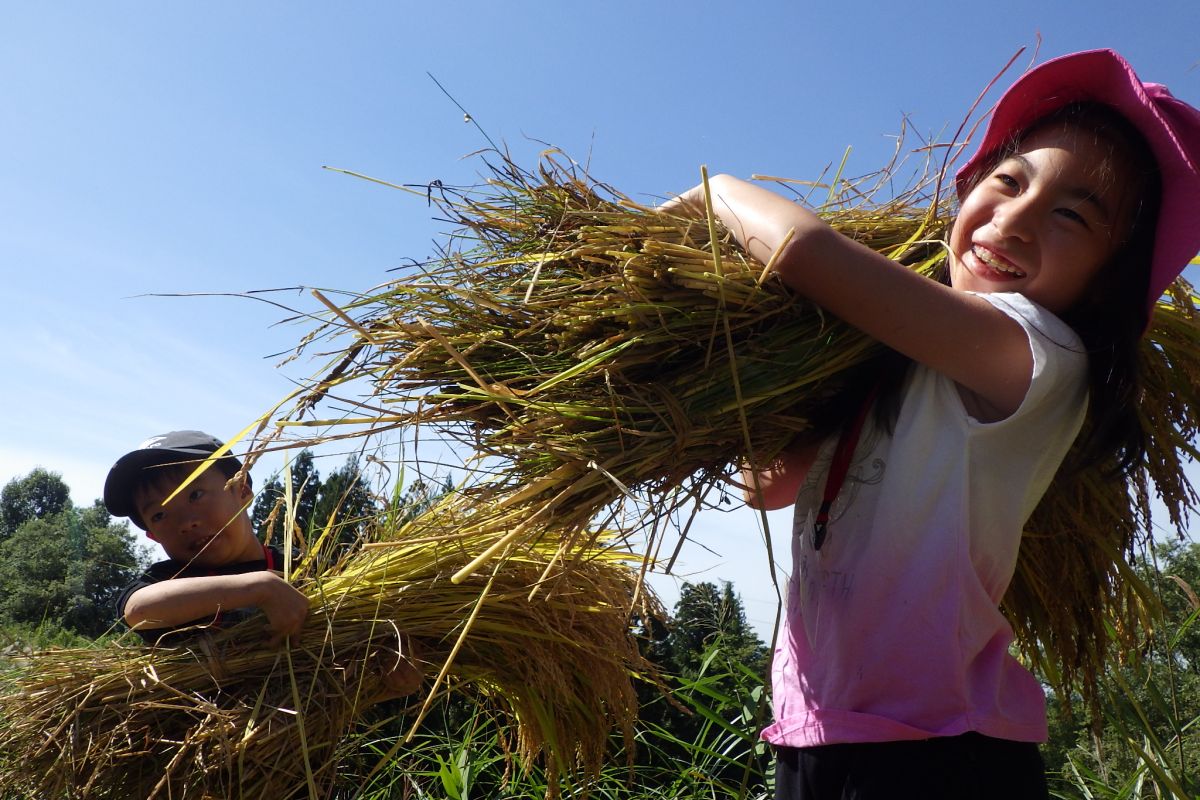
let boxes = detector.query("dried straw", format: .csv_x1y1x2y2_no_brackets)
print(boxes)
0,495,657,799
264,152,1200,706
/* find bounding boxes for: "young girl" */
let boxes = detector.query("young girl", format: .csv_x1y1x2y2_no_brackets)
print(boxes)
665,49,1200,798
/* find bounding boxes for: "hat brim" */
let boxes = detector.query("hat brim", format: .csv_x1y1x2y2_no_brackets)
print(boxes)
103,447,243,530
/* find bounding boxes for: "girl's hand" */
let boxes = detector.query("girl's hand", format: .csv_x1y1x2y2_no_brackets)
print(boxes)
656,184,709,218
741,439,823,510
660,174,829,273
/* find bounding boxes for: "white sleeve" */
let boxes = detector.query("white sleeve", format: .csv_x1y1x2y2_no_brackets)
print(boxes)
965,292,1088,527
973,292,1088,427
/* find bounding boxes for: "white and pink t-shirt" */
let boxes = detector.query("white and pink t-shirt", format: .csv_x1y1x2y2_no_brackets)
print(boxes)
762,293,1088,747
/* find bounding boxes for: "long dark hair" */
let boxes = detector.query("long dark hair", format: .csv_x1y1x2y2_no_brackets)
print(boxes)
866,102,1160,477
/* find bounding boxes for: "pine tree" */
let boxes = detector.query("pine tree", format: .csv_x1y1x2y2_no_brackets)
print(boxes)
250,450,321,543
668,581,769,677
635,580,771,787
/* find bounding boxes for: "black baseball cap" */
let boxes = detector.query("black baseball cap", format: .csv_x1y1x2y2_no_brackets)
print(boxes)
103,430,245,530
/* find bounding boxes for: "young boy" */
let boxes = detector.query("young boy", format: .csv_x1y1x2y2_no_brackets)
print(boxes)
105,429,423,699
104,430,310,645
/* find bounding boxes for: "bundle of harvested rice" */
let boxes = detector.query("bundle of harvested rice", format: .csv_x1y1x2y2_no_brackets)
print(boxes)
277,157,944,571
0,495,657,799
266,153,1200,704
1017,276,1200,692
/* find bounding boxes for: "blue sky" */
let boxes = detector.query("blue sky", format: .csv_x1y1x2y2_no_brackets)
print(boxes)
3,2,1198,635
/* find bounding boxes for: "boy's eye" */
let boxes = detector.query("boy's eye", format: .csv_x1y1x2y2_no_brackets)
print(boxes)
189,489,205,502
149,511,164,524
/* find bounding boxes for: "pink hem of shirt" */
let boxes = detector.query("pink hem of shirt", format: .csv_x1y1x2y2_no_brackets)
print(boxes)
761,709,1048,747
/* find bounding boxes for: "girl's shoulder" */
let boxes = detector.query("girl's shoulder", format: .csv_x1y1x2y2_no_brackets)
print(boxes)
971,291,1086,358
936,292,1088,427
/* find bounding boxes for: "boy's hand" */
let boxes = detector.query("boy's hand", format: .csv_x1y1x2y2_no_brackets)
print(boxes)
124,570,309,640
255,571,310,645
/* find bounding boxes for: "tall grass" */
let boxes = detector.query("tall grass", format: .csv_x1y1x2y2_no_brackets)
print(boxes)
350,639,773,800
1050,544,1200,799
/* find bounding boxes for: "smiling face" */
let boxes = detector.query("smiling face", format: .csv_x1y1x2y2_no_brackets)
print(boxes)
949,123,1141,315
135,466,261,567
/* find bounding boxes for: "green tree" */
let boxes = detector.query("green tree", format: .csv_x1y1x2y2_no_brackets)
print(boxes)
312,456,377,547
635,580,771,789
1045,541,1200,798
78,502,149,629
667,581,770,677
250,473,281,538
0,468,71,540
387,477,453,526
0,500,146,638
251,450,321,543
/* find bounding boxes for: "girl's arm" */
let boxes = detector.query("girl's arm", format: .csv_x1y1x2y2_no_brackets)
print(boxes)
741,440,822,510
664,176,1033,420
123,572,310,640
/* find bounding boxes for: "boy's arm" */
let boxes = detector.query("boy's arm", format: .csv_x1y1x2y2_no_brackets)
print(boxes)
123,571,310,639
662,175,1032,421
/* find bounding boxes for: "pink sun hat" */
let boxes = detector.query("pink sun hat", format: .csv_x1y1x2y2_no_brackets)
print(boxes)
955,49,1200,317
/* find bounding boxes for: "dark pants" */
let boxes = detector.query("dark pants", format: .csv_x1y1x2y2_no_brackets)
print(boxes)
774,732,1049,800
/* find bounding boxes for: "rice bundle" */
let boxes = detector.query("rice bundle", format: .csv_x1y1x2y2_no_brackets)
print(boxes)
278,158,946,571
1017,276,1200,692
269,154,1200,704
0,494,658,799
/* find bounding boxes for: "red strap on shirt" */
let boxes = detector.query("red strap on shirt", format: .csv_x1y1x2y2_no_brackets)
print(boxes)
813,386,879,551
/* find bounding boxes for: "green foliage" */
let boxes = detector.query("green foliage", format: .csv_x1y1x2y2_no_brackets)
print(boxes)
252,449,322,541
0,503,146,638
0,619,101,654
343,661,772,800
644,582,770,794
312,456,378,545
0,471,147,639
387,477,454,527
665,582,769,677
639,581,768,732
399,704,519,800
326,580,772,800
632,644,771,798
1047,541,1200,799
338,559,1199,800
251,451,379,553
0,469,70,540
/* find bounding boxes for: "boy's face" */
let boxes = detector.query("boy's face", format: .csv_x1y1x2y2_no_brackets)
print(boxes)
134,467,262,567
